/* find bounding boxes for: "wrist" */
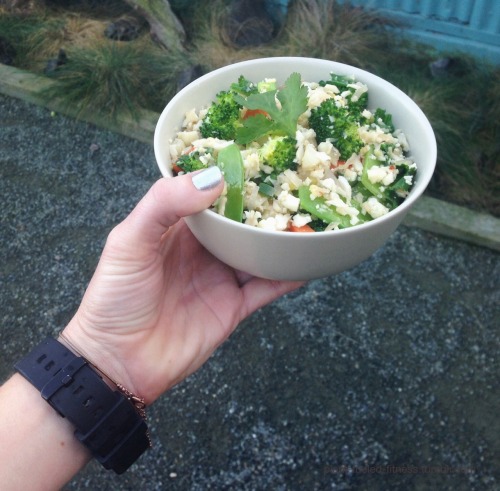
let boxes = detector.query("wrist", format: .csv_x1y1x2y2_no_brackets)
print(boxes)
13,337,151,474
0,375,91,488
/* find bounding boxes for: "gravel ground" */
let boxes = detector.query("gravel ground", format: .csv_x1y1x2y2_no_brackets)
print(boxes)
1,95,499,490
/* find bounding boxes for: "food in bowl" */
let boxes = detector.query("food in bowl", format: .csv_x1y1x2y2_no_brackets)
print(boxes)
154,57,436,280
169,71,416,233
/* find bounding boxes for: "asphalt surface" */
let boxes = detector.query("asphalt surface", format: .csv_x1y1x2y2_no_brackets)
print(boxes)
1,94,499,490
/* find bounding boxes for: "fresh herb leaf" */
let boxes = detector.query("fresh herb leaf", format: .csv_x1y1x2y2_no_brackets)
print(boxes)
235,113,275,142
234,72,308,144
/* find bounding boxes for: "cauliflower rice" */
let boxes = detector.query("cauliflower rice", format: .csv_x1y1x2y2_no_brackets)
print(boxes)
169,74,417,232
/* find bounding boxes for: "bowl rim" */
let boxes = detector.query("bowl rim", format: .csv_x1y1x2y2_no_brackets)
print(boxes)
154,56,437,238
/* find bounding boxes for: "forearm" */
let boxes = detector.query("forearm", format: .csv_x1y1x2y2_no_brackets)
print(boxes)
0,374,90,490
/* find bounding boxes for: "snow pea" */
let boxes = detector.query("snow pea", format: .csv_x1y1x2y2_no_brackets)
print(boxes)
217,143,245,222
361,147,384,198
298,186,351,229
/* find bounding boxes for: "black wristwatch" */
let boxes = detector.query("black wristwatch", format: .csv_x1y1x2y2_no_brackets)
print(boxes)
14,337,150,474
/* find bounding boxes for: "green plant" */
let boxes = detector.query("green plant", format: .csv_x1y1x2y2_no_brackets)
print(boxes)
41,40,191,119
273,0,395,70
0,11,64,70
376,51,499,215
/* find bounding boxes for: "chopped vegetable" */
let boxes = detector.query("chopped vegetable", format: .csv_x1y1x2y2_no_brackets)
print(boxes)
234,72,308,144
298,186,351,229
289,223,315,232
361,147,384,199
217,143,245,222
258,181,275,197
174,150,207,174
199,75,256,141
309,98,364,160
259,136,297,174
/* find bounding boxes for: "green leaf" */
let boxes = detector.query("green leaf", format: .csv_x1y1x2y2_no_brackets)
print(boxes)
234,90,277,114
234,114,275,145
275,72,308,136
234,72,308,144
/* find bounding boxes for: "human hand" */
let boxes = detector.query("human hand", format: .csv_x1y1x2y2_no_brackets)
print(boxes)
62,168,303,404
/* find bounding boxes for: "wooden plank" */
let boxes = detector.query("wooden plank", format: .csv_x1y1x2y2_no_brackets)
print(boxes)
404,196,500,252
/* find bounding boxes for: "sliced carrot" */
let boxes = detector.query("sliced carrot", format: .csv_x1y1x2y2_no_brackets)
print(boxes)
182,145,195,155
331,160,346,169
289,223,315,233
243,108,269,119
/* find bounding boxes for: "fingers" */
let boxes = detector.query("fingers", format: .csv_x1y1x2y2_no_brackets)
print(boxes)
114,168,224,250
240,277,305,318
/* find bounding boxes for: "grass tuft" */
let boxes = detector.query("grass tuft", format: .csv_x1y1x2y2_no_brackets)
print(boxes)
273,0,395,70
187,0,275,70
377,52,500,215
41,39,191,120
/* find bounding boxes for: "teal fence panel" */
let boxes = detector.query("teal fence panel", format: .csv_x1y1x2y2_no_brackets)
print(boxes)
336,0,500,64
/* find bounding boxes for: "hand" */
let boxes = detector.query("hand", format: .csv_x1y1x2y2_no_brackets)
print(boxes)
62,169,303,404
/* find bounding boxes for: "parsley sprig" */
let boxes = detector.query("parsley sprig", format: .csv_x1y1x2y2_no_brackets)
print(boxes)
234,72,308,144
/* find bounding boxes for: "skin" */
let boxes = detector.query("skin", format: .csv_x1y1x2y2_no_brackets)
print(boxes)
0,171,303,489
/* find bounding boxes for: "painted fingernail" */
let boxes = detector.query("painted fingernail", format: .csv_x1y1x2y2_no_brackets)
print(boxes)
191,166,223,191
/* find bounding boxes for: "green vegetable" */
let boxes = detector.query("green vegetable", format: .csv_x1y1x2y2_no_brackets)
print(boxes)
361,147,384,198
199,90,242,141
175,151,207,173
308,98,364,160
230,75,258,97
217,143,245,222
234,72,308,144
319,73,368,113
361,146,416,207
257,79,277,93
372,108,395,133
199,76,259,141
383,162,416,208
298,186,351,229
258,181,275,197
259,136,297,174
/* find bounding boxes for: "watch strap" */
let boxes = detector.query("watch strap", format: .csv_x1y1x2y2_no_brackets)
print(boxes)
14,337,149,474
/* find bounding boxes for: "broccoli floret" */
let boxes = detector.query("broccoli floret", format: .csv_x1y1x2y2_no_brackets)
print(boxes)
361,145,417,209
319,74,368,114
174,151,207,174
383,162,416,208
200,76,259,140
373,108,395,132
230,75,258,97
260,136,297,174
363,108,395,133
309,99,364,160
199,90,242,141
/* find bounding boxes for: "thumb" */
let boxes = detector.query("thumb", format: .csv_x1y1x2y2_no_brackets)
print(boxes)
113,167,224,250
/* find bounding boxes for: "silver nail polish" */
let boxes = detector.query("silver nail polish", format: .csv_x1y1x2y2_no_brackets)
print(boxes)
192,166,223,191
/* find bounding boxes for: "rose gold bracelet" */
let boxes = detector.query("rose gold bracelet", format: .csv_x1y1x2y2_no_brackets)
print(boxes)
58,332,149,430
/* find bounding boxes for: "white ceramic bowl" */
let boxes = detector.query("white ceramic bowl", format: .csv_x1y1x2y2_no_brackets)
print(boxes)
154,57,436,280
